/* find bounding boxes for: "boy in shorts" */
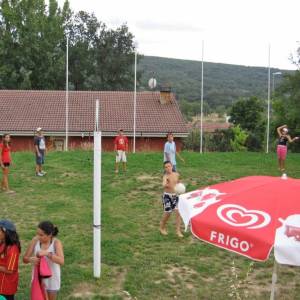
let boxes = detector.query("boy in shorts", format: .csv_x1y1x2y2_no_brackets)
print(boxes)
34,128,47,176
114,129,128,173
159,161,183,238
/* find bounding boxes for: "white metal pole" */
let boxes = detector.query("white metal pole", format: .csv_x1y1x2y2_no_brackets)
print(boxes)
65,34,69,151
270,260,278,300
200,40,204,153
133,49,137,153
93,100,101,278
266,44,271,154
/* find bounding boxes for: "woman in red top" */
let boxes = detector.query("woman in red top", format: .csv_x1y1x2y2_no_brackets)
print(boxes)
0,134,14,193
0,219,21,300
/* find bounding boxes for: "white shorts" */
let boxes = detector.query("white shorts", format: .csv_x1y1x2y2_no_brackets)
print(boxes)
116,150,127,162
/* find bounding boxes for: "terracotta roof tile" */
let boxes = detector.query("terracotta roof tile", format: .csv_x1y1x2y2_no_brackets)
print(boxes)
0,90,188,135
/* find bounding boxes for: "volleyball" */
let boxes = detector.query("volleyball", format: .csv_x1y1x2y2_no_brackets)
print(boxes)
175,183,186,195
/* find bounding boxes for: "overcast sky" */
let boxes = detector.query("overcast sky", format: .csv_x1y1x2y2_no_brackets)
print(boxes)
58,0,300,70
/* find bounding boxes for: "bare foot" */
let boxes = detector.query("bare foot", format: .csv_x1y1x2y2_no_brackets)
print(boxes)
176,231,184,238
160,227,168,236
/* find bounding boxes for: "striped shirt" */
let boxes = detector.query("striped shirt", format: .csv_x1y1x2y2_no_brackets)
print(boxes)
0,244,19,295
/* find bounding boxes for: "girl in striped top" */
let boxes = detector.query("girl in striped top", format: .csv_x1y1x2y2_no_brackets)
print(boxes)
0,220,21,300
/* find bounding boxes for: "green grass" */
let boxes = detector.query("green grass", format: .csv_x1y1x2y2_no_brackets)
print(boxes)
1,151,300,299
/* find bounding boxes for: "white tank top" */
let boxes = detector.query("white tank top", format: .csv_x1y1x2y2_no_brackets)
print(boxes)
33,239,61,291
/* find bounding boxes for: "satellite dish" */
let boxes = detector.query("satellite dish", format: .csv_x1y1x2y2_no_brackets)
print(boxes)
148,77,157,90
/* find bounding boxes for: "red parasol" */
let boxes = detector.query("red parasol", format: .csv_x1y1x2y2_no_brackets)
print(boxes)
179,176,300,264
179,176,300,299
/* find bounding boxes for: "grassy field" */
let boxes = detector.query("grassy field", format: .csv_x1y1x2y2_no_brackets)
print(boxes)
1,151,300,300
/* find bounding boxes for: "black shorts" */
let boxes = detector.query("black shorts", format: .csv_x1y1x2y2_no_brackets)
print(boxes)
2,162,10,168
0,294,15,300
162,193,179,212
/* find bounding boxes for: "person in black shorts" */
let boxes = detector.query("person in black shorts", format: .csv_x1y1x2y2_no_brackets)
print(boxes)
0,134,14,193
34,128,47,177
276,125,299,172
159,161,183,238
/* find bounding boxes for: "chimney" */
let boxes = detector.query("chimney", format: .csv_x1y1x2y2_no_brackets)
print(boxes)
159,85,172,104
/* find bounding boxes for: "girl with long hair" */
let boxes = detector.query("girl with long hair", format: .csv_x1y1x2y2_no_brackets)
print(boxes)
23,221,64,300
0,134,14,193
276,125,299,172
0,219,21,300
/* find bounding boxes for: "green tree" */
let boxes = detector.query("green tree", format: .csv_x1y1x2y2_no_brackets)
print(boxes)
66,11,139,90
229,96,266,150
273,70,300,130
272,69,300,152
229,96,264,132
230,125,248,152
0,1,138,90
0,0,70,89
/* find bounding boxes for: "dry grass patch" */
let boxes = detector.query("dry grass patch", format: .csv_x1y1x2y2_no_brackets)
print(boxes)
69,283,96,299
69,267,128,299
166,266,197,285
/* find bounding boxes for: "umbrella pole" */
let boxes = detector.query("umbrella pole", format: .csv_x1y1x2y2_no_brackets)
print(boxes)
270,260,278,300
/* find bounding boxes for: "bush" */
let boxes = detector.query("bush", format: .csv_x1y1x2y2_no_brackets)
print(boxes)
245,133,263,151
230,125,248,152
183,128,234,152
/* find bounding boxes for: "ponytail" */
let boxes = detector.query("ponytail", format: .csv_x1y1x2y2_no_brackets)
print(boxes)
38,221,59,237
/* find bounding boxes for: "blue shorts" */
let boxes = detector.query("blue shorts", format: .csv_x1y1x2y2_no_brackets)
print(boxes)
162,192,179,213
36,150,45,165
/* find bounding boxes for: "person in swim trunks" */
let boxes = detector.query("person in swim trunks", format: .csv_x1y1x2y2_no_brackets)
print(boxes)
159,161,183,238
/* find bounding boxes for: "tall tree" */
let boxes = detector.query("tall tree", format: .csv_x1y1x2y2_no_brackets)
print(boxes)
0,0,70,89
229,96,266,150
0,1,138,90
229,96,264,132
67,11,138,90
273,70,300,130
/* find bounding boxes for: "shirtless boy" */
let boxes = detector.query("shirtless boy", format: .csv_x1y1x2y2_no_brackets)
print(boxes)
159,161,183,238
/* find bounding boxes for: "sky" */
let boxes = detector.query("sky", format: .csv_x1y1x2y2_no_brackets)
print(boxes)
57,0,300,70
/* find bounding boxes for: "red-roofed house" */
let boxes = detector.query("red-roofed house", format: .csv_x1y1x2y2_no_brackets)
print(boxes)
0,90,188,152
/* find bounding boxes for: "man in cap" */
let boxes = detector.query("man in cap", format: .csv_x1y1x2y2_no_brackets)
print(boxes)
34,127,47,176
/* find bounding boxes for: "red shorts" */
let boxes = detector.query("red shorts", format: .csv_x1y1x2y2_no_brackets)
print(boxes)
277,145,287,160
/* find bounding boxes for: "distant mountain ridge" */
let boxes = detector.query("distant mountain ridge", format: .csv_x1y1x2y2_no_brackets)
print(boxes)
138,56,290,110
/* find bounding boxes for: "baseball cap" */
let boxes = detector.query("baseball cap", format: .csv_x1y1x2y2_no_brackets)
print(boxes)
36,127,42,132
0,219,16,232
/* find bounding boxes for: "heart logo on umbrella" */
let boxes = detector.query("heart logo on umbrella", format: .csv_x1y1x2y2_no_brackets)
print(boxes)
217,204,271,229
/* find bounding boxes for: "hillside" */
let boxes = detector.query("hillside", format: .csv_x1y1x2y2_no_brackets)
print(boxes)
138,56,291,112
